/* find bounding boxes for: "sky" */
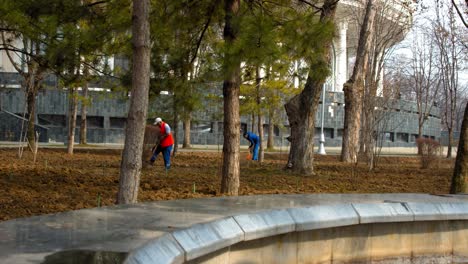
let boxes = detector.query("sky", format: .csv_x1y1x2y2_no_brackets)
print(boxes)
392,0,468,85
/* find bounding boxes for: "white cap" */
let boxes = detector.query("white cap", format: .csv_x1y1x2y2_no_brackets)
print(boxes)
154,117,162,125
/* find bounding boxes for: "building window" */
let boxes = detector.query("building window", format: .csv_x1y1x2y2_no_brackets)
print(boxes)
109,117,126,128
324,128,334,139
314,128,333,139
193,122,213,133
315,128,321,136
38,114,66,127
396,133,409,143
337,129,343,139
385,132,394,142
241,123,247,133
263,124,280,137
86,116,104,128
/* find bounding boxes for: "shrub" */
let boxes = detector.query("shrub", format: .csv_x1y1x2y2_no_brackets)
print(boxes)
416,138,441,169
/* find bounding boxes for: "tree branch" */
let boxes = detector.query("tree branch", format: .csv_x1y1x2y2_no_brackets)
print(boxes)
189,0,221,65
451,0,468,28
1,32,25,75
297,0,322,11
85,0,108,8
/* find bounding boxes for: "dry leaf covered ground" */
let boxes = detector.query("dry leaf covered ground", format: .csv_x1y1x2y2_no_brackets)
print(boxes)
0,148,453,221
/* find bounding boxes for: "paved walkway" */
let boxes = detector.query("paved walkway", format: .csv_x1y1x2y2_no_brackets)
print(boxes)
0,193,467,264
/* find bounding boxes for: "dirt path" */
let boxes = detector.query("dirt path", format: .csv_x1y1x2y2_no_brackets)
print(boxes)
0,148,453,221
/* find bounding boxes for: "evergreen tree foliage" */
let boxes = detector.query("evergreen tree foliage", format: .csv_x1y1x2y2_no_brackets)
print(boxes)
148,0,224,150
1,0,131,154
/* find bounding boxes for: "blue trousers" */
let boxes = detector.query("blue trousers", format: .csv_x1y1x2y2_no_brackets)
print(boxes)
252,143,259,160
150,145,173,169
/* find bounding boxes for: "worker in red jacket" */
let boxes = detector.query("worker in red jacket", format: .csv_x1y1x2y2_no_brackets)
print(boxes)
150,117,174,170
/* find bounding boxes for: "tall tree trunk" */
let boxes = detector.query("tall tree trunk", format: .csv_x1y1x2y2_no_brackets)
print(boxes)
447,127,453,158
221,0,241,195
359,114,366,155
2,36,44,151
285,0,338,175
183,115,191,148
79,66,89,145
67,88,78,154
267,109,274,150
341,0,376,163
251,113,255,133
117,0,150,204
364,80,378,169
361,99,370,156
172,105,179,157
418,124,423,154
256,66,264,162
364,97,376,170
363,49,384,170
24,41,37,151
26,89,36,150
285,83,318,175
258,114,264,161
450,102,468,193
25,61,42,151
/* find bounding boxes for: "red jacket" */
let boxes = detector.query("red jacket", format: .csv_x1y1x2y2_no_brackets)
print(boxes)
159,121,174,147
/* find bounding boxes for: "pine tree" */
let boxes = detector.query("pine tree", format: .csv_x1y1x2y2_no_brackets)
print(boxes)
117,0,151,204
149,0,222,151
0,0,128,154
282,0,338,175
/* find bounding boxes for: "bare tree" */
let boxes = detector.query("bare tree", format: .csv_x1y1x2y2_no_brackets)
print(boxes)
341,0,376,163
433,2,466,158
359,0,413,169
1,34,45,152
404,28,441,152
449,0,468,28
117,0,151,204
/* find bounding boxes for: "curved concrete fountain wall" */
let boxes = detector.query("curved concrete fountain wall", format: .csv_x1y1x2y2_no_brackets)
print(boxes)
125,202,468,264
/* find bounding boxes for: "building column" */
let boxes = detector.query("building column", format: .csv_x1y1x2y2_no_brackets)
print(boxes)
334,21,348,92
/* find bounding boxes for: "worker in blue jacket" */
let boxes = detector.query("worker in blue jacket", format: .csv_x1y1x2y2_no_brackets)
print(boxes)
243,131,259,161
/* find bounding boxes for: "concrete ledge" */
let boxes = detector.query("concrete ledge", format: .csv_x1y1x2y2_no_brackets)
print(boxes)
405,202,445,221
287,204,359,231
353,202,413,223
406,202,468,221
3,194,468,264
233,209,295,241
171,217,243,261
125,234,184,264
126,201,468,264
438,202,468,220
